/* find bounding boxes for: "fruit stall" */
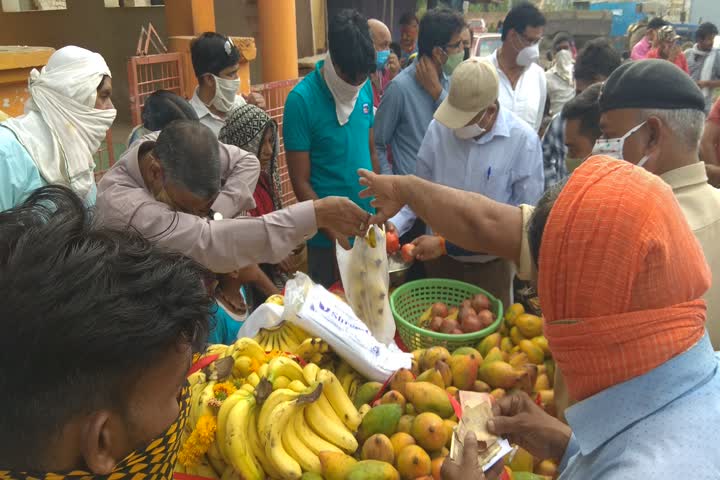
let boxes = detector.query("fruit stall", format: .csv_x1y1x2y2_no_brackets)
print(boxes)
177,228,556,480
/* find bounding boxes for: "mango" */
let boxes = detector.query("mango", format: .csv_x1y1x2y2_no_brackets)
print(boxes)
507,446,534,473
513,473,552,480
446,386,459,399
500,336,514,354
420,346,451,372
434,360,453,388
431,457,445,480
410,357,421,377
319,451,358,480
411,412,448,452
537,389,554,406
442,419,457,448
499,322,509,336
510,326,527,346
478,361,527,389
534,373,550,391
483,346,505,364
515,314,543,338
390,432,416,458
448,353,480,390
452,346,482,358
504,303,525,326
518,339,544,364
544,359,556,384
477,333,501,357
531,335,551,357
358,403,403,443
536,459,558,477
361,434,395,464
430,447,449,459
397,414,415,434
379,390,407,410
405,403,416,415
490,388,506,400
473,380,491,392
396,445,432,480
346,460,400,480
412,349,425,364
390,368,415,398
508,351,530,368
416,367,446,389
404,381,455,418
354,381,384,408
300,473,323,480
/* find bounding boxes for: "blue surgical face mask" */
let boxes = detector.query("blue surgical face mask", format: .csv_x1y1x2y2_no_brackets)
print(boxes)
376,49,391,70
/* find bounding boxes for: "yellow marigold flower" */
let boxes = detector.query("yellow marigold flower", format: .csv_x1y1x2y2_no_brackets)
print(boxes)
177,415,217,469
212,381,237,401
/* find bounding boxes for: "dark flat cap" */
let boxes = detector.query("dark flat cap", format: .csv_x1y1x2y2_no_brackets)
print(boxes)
599,59,706,113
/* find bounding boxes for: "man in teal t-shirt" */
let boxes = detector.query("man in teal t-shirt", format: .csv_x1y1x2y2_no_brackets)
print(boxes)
284,8,380,287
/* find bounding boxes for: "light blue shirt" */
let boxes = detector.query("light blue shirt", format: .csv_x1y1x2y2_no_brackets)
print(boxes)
559,333,720,479
0,126,44,212
390,107,544,261
374,61,449,176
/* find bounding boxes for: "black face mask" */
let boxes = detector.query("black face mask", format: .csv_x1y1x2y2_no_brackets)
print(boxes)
464,47,471,61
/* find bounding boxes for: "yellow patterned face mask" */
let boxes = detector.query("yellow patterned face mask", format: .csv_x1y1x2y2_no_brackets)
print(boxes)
0,386,191,480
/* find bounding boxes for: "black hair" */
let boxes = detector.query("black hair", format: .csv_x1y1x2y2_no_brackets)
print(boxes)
328,9,376,83
647,17,669,31
142,90,199,131
528,180,566,267
190,32,241,79
501,2,546,41
390,41,402,58
399,11,419,26
417,7,466,57
0,185,212,468
562,83,603,141
155,120,221,199
552,31,573,50
574,38,622,83
696,22,719,41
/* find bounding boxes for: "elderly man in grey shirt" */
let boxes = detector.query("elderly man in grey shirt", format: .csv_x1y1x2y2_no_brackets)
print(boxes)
96,120,369,273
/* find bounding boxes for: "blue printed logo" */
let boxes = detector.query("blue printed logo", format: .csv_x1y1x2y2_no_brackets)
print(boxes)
363,103,370,115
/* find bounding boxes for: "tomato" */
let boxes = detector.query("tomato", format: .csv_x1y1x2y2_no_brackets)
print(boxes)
386,230,400,254
401,243,415,263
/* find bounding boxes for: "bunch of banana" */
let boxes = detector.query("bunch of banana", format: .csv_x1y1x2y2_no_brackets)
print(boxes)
336,360,363,400
254,322,309,352
293,337,332,364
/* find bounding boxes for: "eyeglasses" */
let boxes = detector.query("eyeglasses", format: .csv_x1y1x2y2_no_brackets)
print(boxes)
518,32,542,46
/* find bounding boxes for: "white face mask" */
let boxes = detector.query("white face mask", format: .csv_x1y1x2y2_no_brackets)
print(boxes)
516,43,540,67
323,52,365,125
454,110,489,140
209,74,241,113
591,121,647,165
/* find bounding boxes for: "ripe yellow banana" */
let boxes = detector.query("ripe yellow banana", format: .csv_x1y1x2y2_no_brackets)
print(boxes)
188,457,220,479
257,362,269,378
228,338,267,364
305,395,358,453
265,399,302,479
303,362,320,384
191,380,216,427
206,441,227,475
292,404,343,455
267,356,306,384
216,390,250,461
317,369,362,430
205,343,230,358
246,372,261,387
225,395,264,480
282,403,322,474
285,323,309,343
273,375,292,390
247,403,284,479
257,388,302,441
233,355,253,378
287,379,309,393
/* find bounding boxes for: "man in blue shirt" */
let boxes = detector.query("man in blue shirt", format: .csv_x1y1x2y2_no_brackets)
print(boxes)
391,59,543,306
284,9,379,287
374,7,465,178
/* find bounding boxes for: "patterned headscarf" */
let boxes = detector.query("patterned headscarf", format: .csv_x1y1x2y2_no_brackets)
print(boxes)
219,104,283,211
539,156,709,401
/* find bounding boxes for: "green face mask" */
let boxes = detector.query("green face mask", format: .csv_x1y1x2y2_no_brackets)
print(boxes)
443,50,464,76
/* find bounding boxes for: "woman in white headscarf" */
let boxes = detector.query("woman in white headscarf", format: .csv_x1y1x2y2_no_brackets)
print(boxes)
0,46,116,211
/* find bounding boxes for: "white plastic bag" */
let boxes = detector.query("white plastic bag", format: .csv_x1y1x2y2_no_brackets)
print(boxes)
236,303,285,339
283,272,412,382
336,225,395,345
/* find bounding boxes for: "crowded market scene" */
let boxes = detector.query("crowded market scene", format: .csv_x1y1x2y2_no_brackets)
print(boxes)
1,0,720,478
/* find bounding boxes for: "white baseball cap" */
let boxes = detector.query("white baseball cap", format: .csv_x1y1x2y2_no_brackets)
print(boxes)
434,58,499,130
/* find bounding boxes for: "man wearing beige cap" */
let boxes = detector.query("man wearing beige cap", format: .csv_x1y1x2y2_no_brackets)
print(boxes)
388,58,543,305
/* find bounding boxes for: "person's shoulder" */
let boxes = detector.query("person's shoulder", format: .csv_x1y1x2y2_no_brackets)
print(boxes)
0,126,31,160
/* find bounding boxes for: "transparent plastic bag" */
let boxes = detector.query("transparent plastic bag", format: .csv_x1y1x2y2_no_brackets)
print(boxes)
283,272,411,382
336,225,395,345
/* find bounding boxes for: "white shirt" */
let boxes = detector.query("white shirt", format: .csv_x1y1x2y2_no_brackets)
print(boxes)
486,50,547,131
190,88,246,137
391,107,544,262
546,71,575,117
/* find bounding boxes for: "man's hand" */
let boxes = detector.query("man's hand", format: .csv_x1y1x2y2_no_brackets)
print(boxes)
387,53,401,78
244,91,267,110
707,164,720,188
412,235,445,261
314,196,369,242
441,432,486,480
698,80,710,89
489,391,572,462
415,56,443,101
358,169,407,225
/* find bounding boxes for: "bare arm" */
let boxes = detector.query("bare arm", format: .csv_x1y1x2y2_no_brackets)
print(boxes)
358,171,523,264
369,128,381,174
286,151,320,202
700,120,720,166
212,142,261,218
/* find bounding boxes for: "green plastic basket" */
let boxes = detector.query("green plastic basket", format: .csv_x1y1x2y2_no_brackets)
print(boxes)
390,278,504,351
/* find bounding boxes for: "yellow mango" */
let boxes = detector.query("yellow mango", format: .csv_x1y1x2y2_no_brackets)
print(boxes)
515,314,543,338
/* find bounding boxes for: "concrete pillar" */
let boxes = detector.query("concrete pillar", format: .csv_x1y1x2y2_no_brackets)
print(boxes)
257,0,299,82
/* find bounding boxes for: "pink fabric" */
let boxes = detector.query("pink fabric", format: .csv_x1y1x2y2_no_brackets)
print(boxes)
631,36,651,60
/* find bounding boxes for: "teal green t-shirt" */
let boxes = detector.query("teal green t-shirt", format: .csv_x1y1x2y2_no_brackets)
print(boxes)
283,60,375,248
